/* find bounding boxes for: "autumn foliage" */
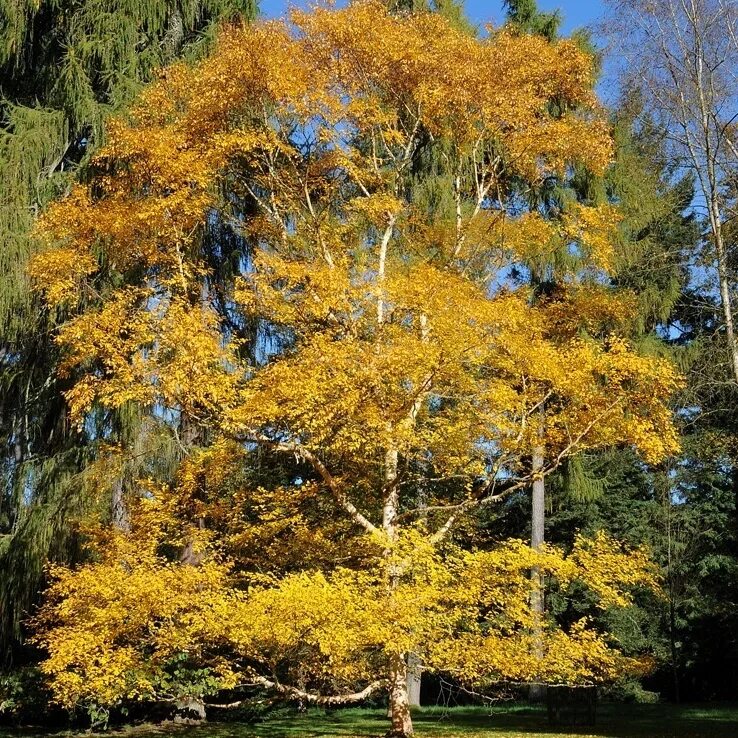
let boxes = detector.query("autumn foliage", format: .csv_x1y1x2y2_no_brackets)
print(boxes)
29,1,680,731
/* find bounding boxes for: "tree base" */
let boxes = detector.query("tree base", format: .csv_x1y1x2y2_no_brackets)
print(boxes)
546,686,596,727
173,697,206,724
529,684,548,703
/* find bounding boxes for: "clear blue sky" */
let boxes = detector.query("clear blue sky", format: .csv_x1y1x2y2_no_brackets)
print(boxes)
258,1,604,35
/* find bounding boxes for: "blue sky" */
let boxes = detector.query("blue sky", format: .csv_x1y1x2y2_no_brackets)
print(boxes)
258,1,605,35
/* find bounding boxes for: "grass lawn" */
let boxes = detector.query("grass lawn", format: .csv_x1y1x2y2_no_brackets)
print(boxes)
2,704,737,738
205,704,738,738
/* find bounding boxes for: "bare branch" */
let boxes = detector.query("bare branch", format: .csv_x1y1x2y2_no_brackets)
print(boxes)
208,678,385,708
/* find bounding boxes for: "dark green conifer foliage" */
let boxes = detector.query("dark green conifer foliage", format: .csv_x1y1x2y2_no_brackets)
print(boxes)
387,0,471,31
503,0,560,41
546,95,738,701
497,4,726,702
0,0,257,658
606,95,696,338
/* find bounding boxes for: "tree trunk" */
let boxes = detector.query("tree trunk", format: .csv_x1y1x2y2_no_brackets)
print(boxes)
388,652,413,737
111,477,130,532
406,464,426,709
529,423,546,703
406,652,421,708
382,436,413,735
668,595,681,704
174,696,206,724
177,409,207,563
663,465,681,704
164,8,185,58
710,206,738,384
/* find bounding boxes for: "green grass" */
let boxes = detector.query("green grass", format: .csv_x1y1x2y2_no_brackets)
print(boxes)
205,704,738,738
2,704,737,738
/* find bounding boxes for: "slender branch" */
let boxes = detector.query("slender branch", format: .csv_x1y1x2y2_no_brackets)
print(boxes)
430,477,527,545
240,433,379,536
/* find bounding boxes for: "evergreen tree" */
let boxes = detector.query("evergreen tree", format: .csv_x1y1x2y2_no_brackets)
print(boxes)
0,0,257,658
547,94,738,702
503,0,560,41
501,0,594,701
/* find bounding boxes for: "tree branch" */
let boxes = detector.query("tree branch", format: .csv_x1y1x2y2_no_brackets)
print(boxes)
240,433,380,537
252,677,385,705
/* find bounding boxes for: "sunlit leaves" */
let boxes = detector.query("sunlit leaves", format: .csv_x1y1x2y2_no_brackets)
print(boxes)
29,0,679,714
34,527,658,708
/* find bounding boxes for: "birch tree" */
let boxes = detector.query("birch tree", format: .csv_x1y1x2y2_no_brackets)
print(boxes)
30,2,680,732
606,0,738,382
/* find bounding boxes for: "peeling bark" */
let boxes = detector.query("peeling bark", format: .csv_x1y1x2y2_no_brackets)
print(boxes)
174,696,206,723
406,651,421,708
111,477,130,533
388,652,413,737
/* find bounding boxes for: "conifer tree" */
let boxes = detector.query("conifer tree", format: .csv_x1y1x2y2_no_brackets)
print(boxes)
501,1,577,701
535,93,729,703
503,0,560,41
0,0,257,658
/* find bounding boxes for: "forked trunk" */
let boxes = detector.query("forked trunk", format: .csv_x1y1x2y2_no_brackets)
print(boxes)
388,652,413,737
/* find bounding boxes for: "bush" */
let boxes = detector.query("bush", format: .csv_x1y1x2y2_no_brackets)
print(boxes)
0,667,62,726
604,679,660,704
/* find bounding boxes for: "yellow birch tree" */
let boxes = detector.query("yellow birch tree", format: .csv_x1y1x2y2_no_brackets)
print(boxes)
30,2,680,732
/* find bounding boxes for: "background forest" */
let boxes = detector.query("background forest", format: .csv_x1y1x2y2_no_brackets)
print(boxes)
1,0,737,732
